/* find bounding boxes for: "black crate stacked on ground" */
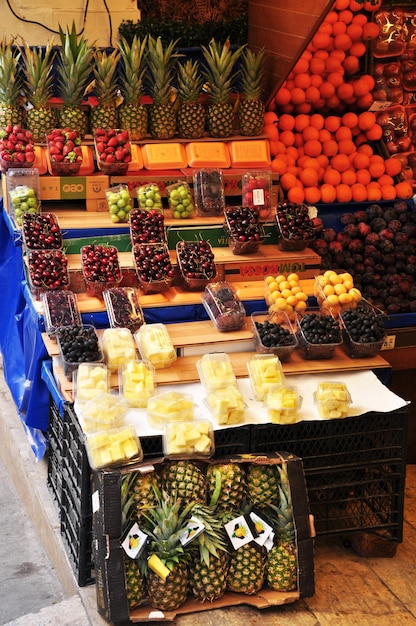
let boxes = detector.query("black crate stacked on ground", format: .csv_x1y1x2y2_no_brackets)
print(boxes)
250,407,408,541
47,398,64,511
61,402,95,587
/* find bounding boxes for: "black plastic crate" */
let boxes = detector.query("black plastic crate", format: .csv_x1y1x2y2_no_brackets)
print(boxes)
49,399,64,455
47,438,62,510
61,468,95,587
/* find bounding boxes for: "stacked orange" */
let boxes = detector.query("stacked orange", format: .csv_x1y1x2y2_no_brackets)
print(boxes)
264,110,413,204
271,0,380,116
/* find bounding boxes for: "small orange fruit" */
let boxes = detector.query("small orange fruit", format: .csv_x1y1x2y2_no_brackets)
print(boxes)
294,72,312,89
278,113,296,131
319,129,332,143
287,186,305,204
290,87,307,106
362,22,380,40
352,152,370,170
275,87,292,107
320,183,337,203
342,111,359,128
264,111,278,125
366,183,382,201
300,167,319,187
280,172,298,191
331,153,351,172
309,56,326,75
356,168,371,185
380,184,396,201
357,110,377,131
323,167,342,186
303,139,322,157
351,182,367,202
305,85,321,104
334,33,353,51
337,82,355,101
395,180,413,199
349,41,367,58
279,130,296,147
319,81,336,100
263,124,279,142
302,125,320,142
270,157,288,175
341,168,357,185
365,123,383,141
304,186,321,204
377,174,394,187
385,157,403,177
342,54,360,74
310,113,325,130
338,139,356,155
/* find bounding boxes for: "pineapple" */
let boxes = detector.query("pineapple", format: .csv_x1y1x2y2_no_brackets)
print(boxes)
265,461,298,592
146,36,178,140
176,59,205,139
201,39,245,138
206,462,247,518
56,22,94,138
21,41,57,142
159,460,206,505
90,48,120,134
142,488,193,611
133,468,160,522
227,542,266,595
0,37,24,127
121,472,146,609
246,462,280,510
118,35,148,140
238,47,266,137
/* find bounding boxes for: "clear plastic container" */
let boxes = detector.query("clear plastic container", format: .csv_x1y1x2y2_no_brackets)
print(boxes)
224,206,264,255
56,324,103,378
81,244,122,298
164,419,214,457
205,385,245,425
251,310,297,362
73,363,110,404
26,248,70,298
313,381,352,419
94,128,131,175
147,391,194,429
105,184,133,224
9,182,40,226
266,384,302,424
103,287,144,333
22,212,63,250
296,311,342,360
276,214,315,251
119,359,156,408
201,281,246,332
314,269,361,317
193,168,225,216
129,207,166,246
46,128,83,176
133,242,174,294
79,391,129,433
42,290,81,337
134,323,177,369
242,170,272,220
85,424,143,470
176,240,217,290
101,327,137,370
275,202,316,251
340,304,386,358
166,180,195,218
247,353,285,402
197,352,237,392
136,183,163,211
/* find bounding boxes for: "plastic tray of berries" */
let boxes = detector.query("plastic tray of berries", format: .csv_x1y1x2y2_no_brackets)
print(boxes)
41,290,81,338
136,183,163,211
129,207,166,248
296,310,342,360
9,184,40,227
22,212,63,251
133,242,174,294
251,310,298,362
103,287,144,333
81,244,122,298
105,184,132,224
242,170,273,220
94,128,132,175
46,128,83,176
193,168,226,216
340,302,386,358
166,180,195,219
176,240,217,290
0,125,35,173
56,324,103,379
26,248,70,299
275,202,316,251
224,206,265,255
201,281,246,331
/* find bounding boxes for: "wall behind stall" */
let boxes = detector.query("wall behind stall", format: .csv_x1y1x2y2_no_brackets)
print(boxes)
2,0,140,47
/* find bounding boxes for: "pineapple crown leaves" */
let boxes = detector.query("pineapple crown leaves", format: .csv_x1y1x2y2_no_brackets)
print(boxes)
20,40,56,108
177,58,204,104
201,38,246,105
92,48,120,106
117,34,148,104
121,472,140,530
146,36,182,105
57,22,95,107
0,37,24,105
239,46,266,101
187,502,229,565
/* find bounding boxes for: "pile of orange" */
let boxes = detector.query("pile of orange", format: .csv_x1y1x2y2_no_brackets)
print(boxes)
264,109,413,204
270,0,381,115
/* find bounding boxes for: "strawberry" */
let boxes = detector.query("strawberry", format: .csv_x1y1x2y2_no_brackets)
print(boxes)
46,127,83,174
94,127,132,174
0,124,35,171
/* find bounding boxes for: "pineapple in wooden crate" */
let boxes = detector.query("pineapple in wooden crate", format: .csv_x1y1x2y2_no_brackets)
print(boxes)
147,36,179,140
176,58,206,139
118,35,148,140
90,48,120,133
238,46,266,136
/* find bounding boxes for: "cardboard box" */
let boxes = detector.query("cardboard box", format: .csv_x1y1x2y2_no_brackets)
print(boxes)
92,452,315,624
109,172,185,199
38,174,110,212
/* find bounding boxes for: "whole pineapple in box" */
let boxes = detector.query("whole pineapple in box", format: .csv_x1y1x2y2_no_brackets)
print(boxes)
56,22,94,139
201,39,245,138
21,41,57,142
238,47,266,137
247,462,280,510
206,462,246,518
227,539,265,595
121,472,146,609
90,48,120,133
133,468,160,522
0,38,24,127
176,59,205,139
118,35,148,140
265,461,298,592
159,459,206,505
147,36,178,140
142,488,193,611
